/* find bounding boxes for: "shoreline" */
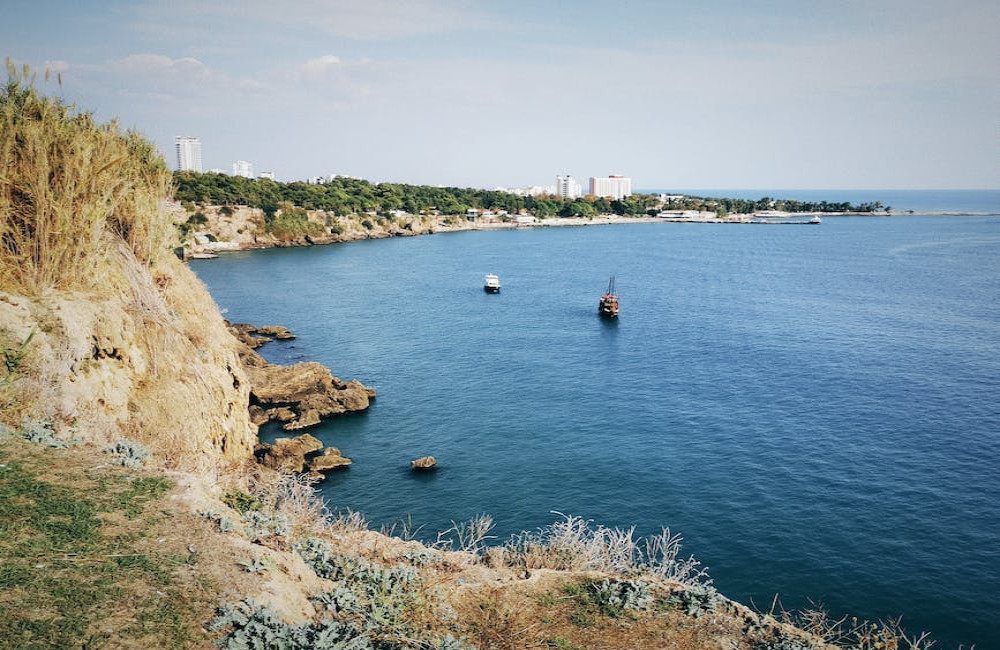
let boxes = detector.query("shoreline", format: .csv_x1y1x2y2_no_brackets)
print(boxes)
182,205,998,259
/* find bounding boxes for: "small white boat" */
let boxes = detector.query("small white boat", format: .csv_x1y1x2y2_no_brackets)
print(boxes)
484,273,501,293
808,216,822,224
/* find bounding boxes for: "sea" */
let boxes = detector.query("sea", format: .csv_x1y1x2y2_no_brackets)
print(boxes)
191,190,1000,648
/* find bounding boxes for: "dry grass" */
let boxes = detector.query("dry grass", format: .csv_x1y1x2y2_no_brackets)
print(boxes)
767,604,937,650
0,61,171,295
496,513,709,586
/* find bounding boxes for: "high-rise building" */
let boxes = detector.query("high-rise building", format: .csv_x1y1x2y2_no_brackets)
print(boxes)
174,136,202,172
233,160,254,178
556,174,581,199
589,175,632,200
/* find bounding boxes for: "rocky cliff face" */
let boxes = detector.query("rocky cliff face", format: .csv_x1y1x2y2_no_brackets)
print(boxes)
0,244,257,470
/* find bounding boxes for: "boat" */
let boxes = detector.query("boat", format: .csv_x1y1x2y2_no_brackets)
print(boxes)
808,216,822,224
598,275,619,318
484,273,501,293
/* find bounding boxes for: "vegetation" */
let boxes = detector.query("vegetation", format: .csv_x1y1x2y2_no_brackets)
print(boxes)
173,171,667,218
173,171,886,222
0,62,171,295
0,441,206,648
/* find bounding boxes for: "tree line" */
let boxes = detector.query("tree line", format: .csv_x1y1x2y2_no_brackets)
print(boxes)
173,172,885,218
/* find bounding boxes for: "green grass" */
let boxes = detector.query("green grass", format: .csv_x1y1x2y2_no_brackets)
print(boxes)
0,444,194,648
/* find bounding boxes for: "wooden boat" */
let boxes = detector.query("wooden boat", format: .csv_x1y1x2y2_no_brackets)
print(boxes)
598,275,619,318
484,273,501,293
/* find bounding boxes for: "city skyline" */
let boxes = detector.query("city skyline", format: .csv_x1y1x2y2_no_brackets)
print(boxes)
4,1,998,190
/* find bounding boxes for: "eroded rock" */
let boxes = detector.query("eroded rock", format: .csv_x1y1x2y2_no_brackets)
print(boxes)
255,433,323,472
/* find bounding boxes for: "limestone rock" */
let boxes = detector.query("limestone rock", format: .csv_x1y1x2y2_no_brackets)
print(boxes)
227,321,375,431
283,409,320,431
259,325,296,340
308,448,352,474
256,433,323,472
411,456,437,470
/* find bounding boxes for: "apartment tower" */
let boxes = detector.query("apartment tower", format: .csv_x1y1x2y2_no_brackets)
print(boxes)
174,136,202,172
589,175,632,200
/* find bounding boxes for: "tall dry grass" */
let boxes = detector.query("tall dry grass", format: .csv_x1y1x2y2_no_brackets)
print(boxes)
0,61,171,295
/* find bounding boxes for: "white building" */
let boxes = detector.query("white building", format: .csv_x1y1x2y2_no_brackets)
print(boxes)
174,136,202,172
589,175,632,200
258,171,275,180
233,160,254,178
556,175,581,199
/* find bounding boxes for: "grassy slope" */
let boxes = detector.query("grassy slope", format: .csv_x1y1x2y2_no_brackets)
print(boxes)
0,440,253,649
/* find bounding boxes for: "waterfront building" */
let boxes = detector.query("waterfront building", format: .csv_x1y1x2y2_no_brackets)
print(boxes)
590,175,632,200
233,160,254,178
556,175,581,199
174,136,202,172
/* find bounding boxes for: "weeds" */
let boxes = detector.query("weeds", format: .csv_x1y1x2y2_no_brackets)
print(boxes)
239,556,275,574
435,513,496,556
499,513,710,586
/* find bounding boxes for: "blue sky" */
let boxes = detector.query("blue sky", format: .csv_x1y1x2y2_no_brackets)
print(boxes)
4,0,998,189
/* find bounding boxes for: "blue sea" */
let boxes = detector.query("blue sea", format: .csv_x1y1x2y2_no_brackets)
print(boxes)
191,201,1000,648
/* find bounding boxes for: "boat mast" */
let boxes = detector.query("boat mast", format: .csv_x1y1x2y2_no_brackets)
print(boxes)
607,275,615,295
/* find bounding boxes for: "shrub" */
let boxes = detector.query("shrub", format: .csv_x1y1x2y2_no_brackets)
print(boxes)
223,489,263,515
239,556,275,574
662,584,724,618
104,438,150,468
20,418,71,448
209,599,372,650
585,578,652,617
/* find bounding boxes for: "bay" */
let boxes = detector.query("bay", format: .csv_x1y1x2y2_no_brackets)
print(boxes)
192,212,1000,648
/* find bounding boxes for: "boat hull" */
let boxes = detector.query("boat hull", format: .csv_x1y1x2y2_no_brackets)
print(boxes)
484,286,500,293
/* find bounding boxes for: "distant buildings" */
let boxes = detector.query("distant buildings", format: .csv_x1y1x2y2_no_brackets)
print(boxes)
589,175,632,200
556,175,581,199
233,160,254,178
174,136,202,172
258,171,275,180
494,185,555,197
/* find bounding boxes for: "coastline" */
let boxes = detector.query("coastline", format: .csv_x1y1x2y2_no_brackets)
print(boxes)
179,202,995,259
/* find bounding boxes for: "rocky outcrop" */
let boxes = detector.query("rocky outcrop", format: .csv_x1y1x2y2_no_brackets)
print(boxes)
255,434,351,478
308,448,352,476
227,322,295,349
228,324,375,431
411,456,437,469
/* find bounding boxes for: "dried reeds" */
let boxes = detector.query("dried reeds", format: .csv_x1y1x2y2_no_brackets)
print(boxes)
0,61,171,295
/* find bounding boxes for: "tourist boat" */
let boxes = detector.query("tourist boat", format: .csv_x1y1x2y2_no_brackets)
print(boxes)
598,275,619,318
484,273,501,293
808,216,822,224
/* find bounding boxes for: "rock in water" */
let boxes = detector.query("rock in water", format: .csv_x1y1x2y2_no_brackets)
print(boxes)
308,448,352,478
256,433,323,472
411,456,437,470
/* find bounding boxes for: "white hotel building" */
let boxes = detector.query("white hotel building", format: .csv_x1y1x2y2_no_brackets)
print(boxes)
233,160,254,178
589,175,632,200
556,174,581,199
174,136,202,172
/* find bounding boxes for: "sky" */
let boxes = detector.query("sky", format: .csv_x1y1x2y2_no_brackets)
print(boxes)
4,0,998,189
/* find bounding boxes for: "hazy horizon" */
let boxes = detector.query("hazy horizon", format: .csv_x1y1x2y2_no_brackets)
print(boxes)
5,0,998,190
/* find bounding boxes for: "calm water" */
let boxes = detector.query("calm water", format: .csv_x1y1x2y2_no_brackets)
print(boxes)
641,188,1000,214
192,214,1000,648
